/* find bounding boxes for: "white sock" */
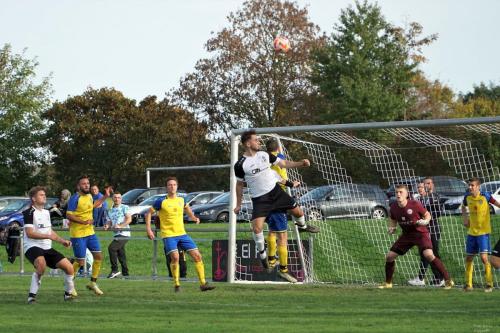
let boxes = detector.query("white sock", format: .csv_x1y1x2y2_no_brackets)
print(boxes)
253,232,267,259
30,273,41,295
293,215,306,227
64,274,75,293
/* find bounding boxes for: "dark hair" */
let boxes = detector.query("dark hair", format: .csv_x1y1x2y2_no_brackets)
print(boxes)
113,191,121,195
28,186,46,199
241,130,256,145
266,139,279,153
77,175,89,184
166,176,178,185
468,177,481,185
423,177,433,182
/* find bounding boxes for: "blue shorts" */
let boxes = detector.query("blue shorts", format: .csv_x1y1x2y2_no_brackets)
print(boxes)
71,234,101,259
466,234,491,255
163,234,197,255
266,212,288,232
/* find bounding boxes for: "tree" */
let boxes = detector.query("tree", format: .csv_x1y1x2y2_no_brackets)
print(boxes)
43,88,226,191
175,0,325,136
0,44,52,194
311,1,437,123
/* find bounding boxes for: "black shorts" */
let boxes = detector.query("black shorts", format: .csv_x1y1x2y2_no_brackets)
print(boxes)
251,183,297,220
492,239,500,258
25,247,66,269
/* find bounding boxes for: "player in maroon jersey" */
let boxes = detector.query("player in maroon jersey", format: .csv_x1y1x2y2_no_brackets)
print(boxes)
379,184,454,289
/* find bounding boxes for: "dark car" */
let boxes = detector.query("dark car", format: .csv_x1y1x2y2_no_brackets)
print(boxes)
0,197,58,244
121,187,167,205
387,176,467,206
184,191,224,207
299,184,389,220
189,192,252,222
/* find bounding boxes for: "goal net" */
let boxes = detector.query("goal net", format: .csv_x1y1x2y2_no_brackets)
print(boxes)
228,117,500,287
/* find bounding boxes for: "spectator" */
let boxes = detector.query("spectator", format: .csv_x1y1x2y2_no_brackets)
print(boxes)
91,184,108,227
104,192,131,278
50,189,71,227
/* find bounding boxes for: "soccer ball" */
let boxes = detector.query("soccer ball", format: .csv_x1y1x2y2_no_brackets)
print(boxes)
273,36,291,53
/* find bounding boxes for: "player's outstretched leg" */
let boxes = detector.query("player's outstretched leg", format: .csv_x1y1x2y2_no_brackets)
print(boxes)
426,253,454,289
189,250,215,292
290,207,319,233
86,251,103,295
252,217,270,270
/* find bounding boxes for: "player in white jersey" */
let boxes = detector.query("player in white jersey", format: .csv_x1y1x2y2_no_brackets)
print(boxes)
23,186,77,304
233,130,319,270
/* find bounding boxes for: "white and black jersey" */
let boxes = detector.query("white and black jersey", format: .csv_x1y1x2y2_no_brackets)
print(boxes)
22,207,52,253
234,151,282,198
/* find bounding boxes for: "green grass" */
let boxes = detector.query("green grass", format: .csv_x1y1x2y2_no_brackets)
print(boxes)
1,216,499,286
0,275,499,333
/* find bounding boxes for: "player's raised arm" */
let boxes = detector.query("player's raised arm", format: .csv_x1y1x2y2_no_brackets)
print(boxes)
234,180,244,214
277,158,310,169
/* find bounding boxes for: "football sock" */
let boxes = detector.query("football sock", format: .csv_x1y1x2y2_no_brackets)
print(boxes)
73,262,81,278
194,261,206,286
485,262,493,286
253,232,267,259
278,244,288,269
267,233,277,259
91,259,102,281
293,215,306,227
385,261,395,283
170,262,180,287
429,258,449,281
465,261,473,287
30,272,41,295
64,274,75,293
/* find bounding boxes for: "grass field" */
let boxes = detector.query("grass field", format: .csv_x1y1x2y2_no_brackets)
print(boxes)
0,275,499,333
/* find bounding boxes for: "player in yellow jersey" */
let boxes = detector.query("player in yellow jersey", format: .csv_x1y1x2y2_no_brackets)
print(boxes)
145,177,215,293
462,177,500,292
66,175,111,295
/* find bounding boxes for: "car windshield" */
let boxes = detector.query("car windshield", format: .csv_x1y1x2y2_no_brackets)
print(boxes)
183,193,197,203
1,199,29,213
481,183,500,193
300,186,332,201
210,193,229,204
139,195,164,206
121,189,145,202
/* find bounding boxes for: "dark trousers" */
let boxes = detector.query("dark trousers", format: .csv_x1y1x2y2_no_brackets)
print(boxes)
418,232,443,282
108,238,129,275
166,248,187,278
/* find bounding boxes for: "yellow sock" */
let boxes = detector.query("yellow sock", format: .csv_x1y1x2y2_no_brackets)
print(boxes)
485,262,493,286
73,261,81,278
194,261,206,286
465,261,473,288
278,244,288,271
91,260,102,280
170,263,180,287
267,233,277,259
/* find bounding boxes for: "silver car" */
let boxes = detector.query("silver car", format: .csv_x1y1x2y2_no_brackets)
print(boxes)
299,184,389,220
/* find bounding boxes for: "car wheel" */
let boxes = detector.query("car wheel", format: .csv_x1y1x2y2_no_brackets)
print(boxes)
216,212,229,222
307,209,323,221
371,207,387,220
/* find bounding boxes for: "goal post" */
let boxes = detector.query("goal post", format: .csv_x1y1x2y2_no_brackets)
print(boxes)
228,116,500,286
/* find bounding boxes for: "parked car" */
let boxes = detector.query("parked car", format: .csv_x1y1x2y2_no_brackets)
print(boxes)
387,176,467,206
184,191,223,207
189,192,252,223
0,197,57,244
121,187,168,205
0,196,27,212
128,193,166,224
299,184,389,220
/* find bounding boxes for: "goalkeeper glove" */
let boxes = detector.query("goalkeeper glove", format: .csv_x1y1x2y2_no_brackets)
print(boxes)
416,219,429,226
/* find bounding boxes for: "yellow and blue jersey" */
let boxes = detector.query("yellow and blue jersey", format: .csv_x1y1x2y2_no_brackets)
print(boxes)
152,196,187,238
67,192,95,238
270,152,287,189
463,190,495,236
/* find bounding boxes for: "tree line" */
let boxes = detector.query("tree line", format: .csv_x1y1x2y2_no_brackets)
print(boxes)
1,0,499,195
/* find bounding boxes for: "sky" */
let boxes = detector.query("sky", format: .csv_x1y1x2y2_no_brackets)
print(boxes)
1,0,499,102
